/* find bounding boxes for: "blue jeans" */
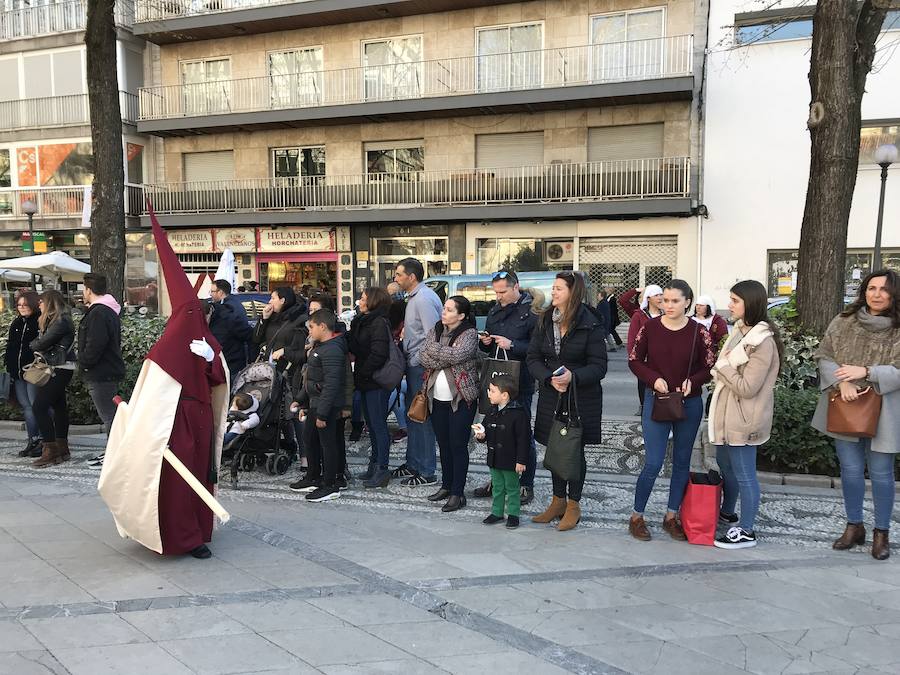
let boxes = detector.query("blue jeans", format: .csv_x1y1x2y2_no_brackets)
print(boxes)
717,444,761,532
224,431,239,447
405,364,436,477
634,391,703,513
351,390,363,426
518,391,538,489
361,388,391,469
431,399,477,496
389,379,408,430
14,378,39,440
835,438,895,531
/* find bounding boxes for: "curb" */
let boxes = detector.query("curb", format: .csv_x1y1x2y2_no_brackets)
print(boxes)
0,420,104,435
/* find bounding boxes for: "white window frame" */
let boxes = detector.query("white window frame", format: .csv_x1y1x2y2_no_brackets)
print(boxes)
588,7,666,83
364,139,425,183
474,21,545,92
179,56,232,115
360,34,424,101
266,46,324,108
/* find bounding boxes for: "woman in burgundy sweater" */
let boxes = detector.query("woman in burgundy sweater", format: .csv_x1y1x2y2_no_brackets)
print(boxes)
627,279,716,541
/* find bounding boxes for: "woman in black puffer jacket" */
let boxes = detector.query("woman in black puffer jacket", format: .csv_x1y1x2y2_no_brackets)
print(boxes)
348,287,394,488
29,290,77,468
526,272,607,532
253,287,307,363
5,291,41,457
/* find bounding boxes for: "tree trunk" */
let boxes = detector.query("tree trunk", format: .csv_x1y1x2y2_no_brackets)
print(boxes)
795,0,887,335
85,0,126,303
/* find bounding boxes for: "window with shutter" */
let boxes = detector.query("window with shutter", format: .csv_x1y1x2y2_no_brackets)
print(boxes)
588,124,664,162
475,132,545,169
183,151,235,183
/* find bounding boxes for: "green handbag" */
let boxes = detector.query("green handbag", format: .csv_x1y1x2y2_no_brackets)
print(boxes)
542,385,585,481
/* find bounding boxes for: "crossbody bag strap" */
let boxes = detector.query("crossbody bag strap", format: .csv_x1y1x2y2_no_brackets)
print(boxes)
684,323,699,385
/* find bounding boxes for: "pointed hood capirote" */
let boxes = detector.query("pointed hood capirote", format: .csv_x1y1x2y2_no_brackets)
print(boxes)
147,205,222,395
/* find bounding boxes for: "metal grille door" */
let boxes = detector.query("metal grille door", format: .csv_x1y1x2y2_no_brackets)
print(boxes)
579,236,677,292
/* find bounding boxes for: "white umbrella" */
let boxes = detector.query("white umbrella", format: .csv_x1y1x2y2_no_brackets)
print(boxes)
214,248,237,292
0,268,32,282
0,251,91,282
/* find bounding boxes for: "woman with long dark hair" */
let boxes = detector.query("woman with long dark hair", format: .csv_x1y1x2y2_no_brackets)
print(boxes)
253,287,306,362
29,290,77,467
708,280,783,549
5,291,41,457
349,286,395,488
628,279,715,541
419,295,480,512
813,269,900,560
526,272,607,531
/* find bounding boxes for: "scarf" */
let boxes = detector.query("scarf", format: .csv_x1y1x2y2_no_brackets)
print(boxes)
707,320,774,442
551,307,562,356
815,308,900,374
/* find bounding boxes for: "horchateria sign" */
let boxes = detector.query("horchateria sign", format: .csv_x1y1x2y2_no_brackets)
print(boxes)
257,227,334,253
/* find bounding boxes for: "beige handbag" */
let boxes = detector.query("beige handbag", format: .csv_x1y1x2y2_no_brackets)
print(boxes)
22,354,53,387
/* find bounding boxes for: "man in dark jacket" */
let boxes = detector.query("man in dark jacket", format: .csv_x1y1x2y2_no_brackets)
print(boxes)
474,270,538,504
288,309,347,503
78,273,126,434
209,281,253,381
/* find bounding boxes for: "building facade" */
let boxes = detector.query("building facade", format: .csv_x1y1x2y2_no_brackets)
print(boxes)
0,0,155,306
134,0,707,312
702,0,900,307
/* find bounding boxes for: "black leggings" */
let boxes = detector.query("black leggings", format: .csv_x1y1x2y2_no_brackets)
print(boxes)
33,369,73,442
551,455,587,502
637,381,646,410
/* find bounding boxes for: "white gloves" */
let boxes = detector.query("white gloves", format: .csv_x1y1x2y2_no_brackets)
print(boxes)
189,338,215,363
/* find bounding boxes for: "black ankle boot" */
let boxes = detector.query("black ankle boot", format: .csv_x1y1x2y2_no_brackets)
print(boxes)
190,544,211,559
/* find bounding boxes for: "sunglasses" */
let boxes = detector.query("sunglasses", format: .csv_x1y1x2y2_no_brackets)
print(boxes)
492,270,518,283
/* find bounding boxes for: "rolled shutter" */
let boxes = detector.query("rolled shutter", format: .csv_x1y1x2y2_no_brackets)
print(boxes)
476,132,544,169
183,151,235,182
588,124,664,162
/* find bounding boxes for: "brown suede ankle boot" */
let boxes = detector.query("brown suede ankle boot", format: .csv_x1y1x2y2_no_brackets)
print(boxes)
33,441,61,468
832,522,866,550
532,495,567,523
57,439,70,462
872,529,890,561
557,499,581,531
629,514,651,541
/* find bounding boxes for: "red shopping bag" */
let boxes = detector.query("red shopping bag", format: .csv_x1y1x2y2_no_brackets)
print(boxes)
680,471,723,546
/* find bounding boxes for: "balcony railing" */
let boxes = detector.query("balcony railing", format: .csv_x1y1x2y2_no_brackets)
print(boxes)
0,0,134,41
0,92,139,131
0,184,144,219
136,0,308,23
139,36,694,121
142,158,690,215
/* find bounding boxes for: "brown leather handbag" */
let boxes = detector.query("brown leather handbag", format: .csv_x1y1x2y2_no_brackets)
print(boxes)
651,324,698,423
827,387,882,438
406,370,431,424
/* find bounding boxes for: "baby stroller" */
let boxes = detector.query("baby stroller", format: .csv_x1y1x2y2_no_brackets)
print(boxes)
226,360,297,488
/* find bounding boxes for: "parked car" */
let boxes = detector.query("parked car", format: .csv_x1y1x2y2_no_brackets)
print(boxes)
424,271,594,330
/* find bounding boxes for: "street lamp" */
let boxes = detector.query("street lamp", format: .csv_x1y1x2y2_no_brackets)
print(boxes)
21,199,37,289
873,143,898,271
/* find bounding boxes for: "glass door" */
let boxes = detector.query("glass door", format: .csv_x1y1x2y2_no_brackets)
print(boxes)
371,236,449,285
363,36,423,101
476,24,543,92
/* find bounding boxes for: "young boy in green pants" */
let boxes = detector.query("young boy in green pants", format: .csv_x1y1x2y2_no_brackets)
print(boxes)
474,374,530,529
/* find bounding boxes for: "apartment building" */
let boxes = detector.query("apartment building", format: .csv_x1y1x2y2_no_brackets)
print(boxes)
0,0,154,302
134,0,706,313
701,0,900,307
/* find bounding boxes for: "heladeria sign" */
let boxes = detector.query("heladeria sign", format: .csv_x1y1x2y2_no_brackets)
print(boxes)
257,227,334,253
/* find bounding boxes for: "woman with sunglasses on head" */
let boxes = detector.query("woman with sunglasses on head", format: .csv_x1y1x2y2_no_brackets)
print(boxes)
29,290,77,468
5,291,42,457
628,279,715,541
527,272,607,531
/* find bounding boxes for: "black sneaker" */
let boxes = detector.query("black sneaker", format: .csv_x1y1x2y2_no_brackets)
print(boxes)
334,476,349,491
289,476,320,492
506,515,520,529
483,514,505,525
473,481,493,498
714,527,757,549
348,424,365,442
306,485,341,502
401,474,438,487
390,463,415,479
719,511,739,525
520,487,534,506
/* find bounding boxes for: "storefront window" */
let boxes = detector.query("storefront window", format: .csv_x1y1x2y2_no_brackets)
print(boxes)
259,261,336,296
767,248,900,300
371,236,448,285
477,238,555,274
860,122,899,164
125,232,158,312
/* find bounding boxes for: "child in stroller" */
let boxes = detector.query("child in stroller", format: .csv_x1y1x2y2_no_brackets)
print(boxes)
224,393,260,449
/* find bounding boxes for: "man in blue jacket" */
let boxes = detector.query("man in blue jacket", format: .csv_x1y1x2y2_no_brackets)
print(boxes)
474,270,538,504
210,279,252,380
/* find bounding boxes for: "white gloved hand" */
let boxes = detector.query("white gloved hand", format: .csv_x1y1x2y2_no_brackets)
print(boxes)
189,338,215,363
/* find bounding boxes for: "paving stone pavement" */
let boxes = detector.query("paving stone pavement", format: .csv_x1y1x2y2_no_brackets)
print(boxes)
2,436,899,674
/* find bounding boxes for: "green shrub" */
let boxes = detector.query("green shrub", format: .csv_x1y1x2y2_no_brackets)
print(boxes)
0,311,166,426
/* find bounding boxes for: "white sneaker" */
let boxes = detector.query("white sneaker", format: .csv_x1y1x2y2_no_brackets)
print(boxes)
714,527,757,549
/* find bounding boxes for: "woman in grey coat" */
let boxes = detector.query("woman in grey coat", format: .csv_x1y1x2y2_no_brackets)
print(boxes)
812,270,900,560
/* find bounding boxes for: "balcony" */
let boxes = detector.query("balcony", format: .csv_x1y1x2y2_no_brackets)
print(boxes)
134,0,520,44
0,184,143,231
138,36,694,136
0,0,134,42
0,92,138,139
141,158,692,227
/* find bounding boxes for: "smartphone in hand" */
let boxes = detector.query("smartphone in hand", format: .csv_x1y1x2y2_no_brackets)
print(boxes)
552,366,567,377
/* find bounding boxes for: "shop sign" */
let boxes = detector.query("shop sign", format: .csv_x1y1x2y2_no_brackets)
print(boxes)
167,229,214,253
257,227,334,253
214,228,255,253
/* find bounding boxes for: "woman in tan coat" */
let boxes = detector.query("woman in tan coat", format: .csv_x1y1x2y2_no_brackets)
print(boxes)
708,280,783,549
